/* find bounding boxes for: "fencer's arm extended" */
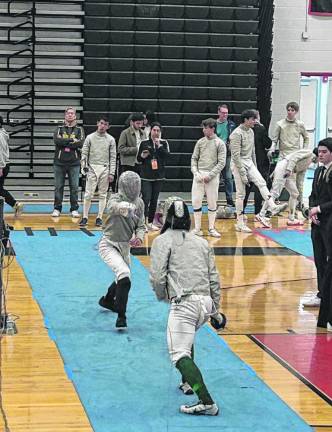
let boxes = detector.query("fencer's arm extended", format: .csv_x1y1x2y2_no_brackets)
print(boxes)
134,200,146,243
208,139,226,179
149,236,171,301
208,247,221,311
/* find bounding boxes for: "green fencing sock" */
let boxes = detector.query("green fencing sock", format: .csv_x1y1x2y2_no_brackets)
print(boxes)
176,356,214,405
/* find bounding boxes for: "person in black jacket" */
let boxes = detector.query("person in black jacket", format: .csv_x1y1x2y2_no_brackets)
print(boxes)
305,138,332,308
243,110,272,220
52,107,85,218
137,122,169,230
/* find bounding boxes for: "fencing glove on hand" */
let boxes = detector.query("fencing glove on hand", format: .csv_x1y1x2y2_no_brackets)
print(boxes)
210,312,227,330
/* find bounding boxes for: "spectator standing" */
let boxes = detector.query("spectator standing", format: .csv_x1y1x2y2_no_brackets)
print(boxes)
305,138,332,307
118,112,145,175
191,118,226,238
52,107,85,218
230,110,286,233
243,110,272,218
270,102,309,210
0,116,24,216
137,122,169,231
216,104,236,206
79,116,116,227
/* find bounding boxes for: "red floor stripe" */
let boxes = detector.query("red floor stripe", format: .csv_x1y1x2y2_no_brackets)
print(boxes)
253,334,332,402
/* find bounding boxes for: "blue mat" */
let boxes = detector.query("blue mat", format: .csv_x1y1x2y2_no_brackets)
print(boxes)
12,231,312,432
257,228,313,258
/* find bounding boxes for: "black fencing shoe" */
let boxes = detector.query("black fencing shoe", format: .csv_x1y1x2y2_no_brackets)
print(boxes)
180,401,219,416
98,296,117,312
115,316,127,330
95,217,103,227
179,382,194,395
79,217,88,227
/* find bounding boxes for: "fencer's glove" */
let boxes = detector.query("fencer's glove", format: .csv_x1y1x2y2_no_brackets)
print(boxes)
118,201,136,218
81,166,89,176
240,174,249,186
129,237,142,247
210,312,227,330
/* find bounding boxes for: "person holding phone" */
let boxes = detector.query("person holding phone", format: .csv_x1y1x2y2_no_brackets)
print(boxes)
137,122,169,231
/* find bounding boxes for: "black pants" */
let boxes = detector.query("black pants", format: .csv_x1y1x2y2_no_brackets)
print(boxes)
119,164,140,175
311,222,330,298
0,165,16,208
317,260,332,327
141,180,163,223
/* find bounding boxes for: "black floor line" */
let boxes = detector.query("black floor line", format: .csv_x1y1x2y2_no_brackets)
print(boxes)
47,228,57,236
79,228,95,237
24,227,33,236
248,335,332,406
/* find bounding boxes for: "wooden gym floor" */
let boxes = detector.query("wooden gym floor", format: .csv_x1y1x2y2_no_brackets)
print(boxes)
1,212,331,431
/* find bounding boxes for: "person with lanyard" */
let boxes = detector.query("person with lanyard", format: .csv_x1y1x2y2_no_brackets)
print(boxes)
149,198,226,416
137,122,169,231
305,138,332,308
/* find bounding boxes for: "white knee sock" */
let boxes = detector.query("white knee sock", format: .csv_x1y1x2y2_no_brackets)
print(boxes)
193,211,202,230
83,199,92,219
98,197,107,219
208,210,216,230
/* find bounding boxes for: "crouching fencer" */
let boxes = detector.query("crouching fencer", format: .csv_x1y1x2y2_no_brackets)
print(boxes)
259,149,316,226
98,171,145,330
149,199,226,416
230,109,287,232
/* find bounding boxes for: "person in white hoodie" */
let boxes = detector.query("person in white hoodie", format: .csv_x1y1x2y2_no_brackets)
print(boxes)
79,116,116,227
0,116,23,217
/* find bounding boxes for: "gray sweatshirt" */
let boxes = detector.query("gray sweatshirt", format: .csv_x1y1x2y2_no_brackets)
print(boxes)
149,229,221,310
271,118,309,158
191,135,226,179
229,124,256,176
81,131,117,175
0,128,10,168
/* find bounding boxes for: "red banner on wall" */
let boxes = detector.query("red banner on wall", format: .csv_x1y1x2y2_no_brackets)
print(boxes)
309,0,332,15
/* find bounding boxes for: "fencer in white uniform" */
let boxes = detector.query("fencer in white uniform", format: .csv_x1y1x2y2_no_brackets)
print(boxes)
260,149,316,225
230,109,287,232
98,171,145,330
150,199,225,416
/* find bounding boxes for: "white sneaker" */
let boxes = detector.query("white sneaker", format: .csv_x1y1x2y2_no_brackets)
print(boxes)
287,219,304,226
327,322,332,332
235,222,252,233
191,228,203,236
208,228,221,238
180,400,219,416
71,210,80,218
302,296,321,307
254,214,271,228
179,382,194,395
271,203,288,216
14,202,24,217
147,222,159,231
51,209,60,217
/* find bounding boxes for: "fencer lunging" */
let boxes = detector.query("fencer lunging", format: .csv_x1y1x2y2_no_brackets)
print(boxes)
150,198,225,416
98,171,145,330
230,109,286,232
260,149,315,225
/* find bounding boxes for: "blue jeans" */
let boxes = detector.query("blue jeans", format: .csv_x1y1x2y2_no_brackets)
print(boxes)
222,155,233,202
53,163,80,212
